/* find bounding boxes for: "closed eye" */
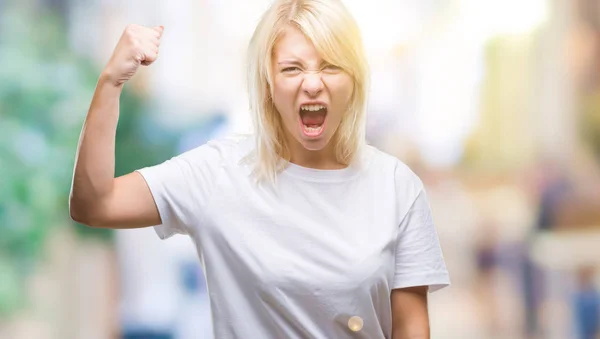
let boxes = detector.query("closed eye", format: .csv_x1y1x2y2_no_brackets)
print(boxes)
322,64,343,73
282,67,301,73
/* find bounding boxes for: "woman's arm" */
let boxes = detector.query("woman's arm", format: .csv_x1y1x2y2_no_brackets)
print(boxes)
391,286,430,339
70,24,164,228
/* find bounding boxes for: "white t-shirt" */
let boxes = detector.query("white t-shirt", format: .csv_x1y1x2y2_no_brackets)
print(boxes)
136,135,450,339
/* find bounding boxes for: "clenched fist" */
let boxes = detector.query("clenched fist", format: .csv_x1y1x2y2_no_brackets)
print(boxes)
102,24,164,87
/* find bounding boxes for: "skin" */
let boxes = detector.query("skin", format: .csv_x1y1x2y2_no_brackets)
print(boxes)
70,24,163,229
391,286,430,339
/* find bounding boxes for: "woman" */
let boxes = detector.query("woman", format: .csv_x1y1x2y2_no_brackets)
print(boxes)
70,0,450,338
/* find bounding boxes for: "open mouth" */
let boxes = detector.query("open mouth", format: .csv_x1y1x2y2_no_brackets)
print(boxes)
299,104,327,138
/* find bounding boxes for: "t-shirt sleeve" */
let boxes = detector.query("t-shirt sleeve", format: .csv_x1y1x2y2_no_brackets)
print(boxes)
135,140,225,240
393,186,451,293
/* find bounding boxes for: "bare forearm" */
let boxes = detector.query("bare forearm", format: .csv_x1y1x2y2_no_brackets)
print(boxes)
392,320,429,339
70,74,121,216
391,287,430,339
392,329,429,339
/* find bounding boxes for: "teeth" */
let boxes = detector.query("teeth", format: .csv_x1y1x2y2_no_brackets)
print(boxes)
303,124,324,135
300,104,325,111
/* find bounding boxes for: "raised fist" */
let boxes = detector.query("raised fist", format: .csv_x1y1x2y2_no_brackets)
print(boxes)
102,24,164,86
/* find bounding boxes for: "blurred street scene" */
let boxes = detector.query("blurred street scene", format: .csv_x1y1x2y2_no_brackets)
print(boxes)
1,0,600,338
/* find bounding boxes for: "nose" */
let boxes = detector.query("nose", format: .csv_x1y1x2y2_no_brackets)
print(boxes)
301,72,324,97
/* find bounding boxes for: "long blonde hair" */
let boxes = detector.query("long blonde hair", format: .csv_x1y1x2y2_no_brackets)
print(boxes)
246,0,370,183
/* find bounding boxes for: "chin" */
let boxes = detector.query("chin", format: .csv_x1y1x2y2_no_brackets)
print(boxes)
296,133,333,152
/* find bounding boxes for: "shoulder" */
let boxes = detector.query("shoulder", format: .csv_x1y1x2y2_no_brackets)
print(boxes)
363,145,424,197
364,145,423,187
176,133,254,165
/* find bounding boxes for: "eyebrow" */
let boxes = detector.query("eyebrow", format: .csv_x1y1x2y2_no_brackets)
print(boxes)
277,60,304,66
277,60,328,67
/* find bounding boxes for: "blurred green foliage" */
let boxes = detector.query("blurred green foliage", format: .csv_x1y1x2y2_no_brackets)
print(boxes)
0,4,177,316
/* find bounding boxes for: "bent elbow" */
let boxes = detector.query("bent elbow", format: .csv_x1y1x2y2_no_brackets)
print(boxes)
69,196,103,227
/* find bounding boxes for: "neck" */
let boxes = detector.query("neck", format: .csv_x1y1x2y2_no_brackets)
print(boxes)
285,136,346,170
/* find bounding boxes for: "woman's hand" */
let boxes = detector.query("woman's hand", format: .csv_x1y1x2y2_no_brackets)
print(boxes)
102,24,164,87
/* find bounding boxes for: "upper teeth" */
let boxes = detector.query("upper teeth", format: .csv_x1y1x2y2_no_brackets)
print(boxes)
301,104,325,111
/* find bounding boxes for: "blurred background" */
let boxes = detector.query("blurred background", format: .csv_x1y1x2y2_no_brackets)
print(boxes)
1,0,600,338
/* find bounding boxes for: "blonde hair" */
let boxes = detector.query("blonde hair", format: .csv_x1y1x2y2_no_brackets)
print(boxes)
246,0,370,183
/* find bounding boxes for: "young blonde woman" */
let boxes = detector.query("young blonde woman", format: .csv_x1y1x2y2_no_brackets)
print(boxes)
70,0,450,338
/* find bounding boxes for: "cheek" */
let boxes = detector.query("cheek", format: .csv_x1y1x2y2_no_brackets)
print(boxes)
272,78,297,118
340,75,355,102
328,76,354,111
